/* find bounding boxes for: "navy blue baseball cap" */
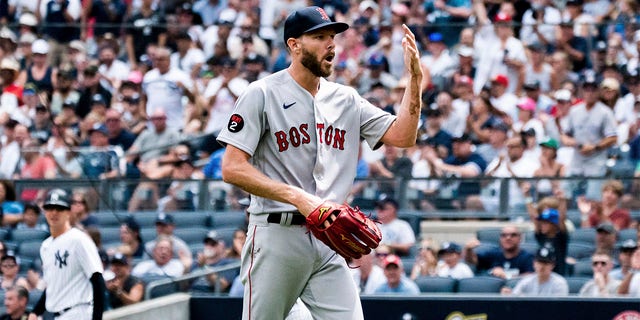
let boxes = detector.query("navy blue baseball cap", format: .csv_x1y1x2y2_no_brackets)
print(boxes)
43,189,71,210
283,6,349,45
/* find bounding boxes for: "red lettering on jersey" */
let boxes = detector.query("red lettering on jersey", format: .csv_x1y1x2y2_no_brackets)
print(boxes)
300,124,311,144
325,125,333,146
275,131,289,152
333,128,346,150
316,124,325,144
290,127,301,147
316,8,330,21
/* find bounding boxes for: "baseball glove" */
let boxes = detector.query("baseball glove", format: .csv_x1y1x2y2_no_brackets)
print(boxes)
306,202,382,259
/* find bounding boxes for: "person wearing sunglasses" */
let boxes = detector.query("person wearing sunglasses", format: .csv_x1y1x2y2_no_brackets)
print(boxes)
578,251,620,297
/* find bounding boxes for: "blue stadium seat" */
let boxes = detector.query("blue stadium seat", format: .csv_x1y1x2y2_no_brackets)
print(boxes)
567,243,595,260
476,228,503,244
400,257,415,276
28,290,43,309
173,227,209,245
398,211,422,237
519,242,538,256
138,274,178,299
10,229,49,244
18,241,42,260
140,228,157,243
99,227,122,244
18,257,33,274
132,211,161,228
566,210,582,230
457,276,505,293
414,276,457,293
618,228,637,243
93,211,130,227
570,228,596,245
566,277,591,294
0,229,9,241
210,211,246,229
172,211,211,228
572,259,594,277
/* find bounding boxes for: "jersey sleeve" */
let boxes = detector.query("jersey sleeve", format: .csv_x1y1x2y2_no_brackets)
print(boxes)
216,82,266,156
76,234,104,277
357,93,396,150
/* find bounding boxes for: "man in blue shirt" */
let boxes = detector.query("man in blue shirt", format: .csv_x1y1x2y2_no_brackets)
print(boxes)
374,255,420,295
465,225,534,279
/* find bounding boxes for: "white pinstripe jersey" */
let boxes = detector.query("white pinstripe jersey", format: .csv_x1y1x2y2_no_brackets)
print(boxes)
217,70,395,213
40,228,103,312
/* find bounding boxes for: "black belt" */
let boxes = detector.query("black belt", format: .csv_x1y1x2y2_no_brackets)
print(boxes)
53,303,91,317
267,212,306,225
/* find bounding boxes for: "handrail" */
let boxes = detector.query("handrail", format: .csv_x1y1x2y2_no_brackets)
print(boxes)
144,261,241,300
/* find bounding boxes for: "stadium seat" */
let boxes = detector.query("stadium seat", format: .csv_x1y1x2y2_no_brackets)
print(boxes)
93,211,130,227
138,274,179,299
414,276,457,293
132,211,161,228
210,227,239,246
400,257,415,276
566,210,582,229
572,259,594,277
0,229,9,241
566,277,591,294
28,290,43,309
457,276,505,293
567,243,595,260
190,243,205,258
18,241,42,260
618,228,637,243
173,227,209,245
10,229,49,244
99,227,122,244
398,211,422,237
210,211,246,229
476,228,503,244
18,257,33,274
172,211,211,228
570,228,596,245
519,242,538,256
140,228,157,243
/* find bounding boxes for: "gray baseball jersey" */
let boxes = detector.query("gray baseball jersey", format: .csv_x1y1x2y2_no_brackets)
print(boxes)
40,228,103,315
217,69,395,213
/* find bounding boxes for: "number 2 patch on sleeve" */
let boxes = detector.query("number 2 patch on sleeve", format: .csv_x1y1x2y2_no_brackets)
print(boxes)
228,114,245,133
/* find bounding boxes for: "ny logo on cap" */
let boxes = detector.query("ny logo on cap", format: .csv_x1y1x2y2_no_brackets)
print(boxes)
316,7,330,21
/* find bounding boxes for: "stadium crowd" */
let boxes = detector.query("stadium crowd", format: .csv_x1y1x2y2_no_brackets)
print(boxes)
0,0,638,315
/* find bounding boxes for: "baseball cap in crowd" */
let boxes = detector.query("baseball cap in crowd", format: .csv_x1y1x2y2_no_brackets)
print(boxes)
89,123,108,136
491,74,509,87
523,80,541,91
218,8,237,26
382,254,403,268
175,31,192,42
527,42,546,53
23,83,37,95
539,138,559,150
517,97,537,112
596,222,616,234
204,230,222,245
600,77,620,91
452,133,472,143
535,246,556,263
283,6,349,44
62,99,77,109
494,12,512,24
69,40,86,53
457,46,474,58
123,217,141,233
18,33,36,45
127,70,143,84
367,54,386,67
359,0,378,12
156,212,175,225
619,239,638,252
488,120,510,132
111,252,129,265
92,93,107,106
438,242,462,255
0,28,16,43
537,208,559,225
428,32,444,43
31,39,49,55
43,189,71,210
456,75,474,87
582,70,599,87
565,0,584,6
0,58,19,72
1,252,19,266
57,69,75,80
595,40,608,52
19,12,38,27
554,89,572,102
375,195,399,210
122,94,141,104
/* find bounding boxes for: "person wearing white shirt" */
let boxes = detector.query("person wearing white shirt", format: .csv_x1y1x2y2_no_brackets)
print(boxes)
420,32,455,90
132,236,185,278
489,74,519,122
98,45,130,94
350,252,387,295
170,31,206,78
435,242,474,279
374,198,416,256
519,0,561,46
202,57,249,136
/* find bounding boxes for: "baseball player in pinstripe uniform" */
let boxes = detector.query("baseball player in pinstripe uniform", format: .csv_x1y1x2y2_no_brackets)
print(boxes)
28,189,105,320
218,6,423,320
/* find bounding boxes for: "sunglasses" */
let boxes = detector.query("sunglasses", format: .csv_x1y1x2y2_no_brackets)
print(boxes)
500,233,520,238
592,261,608,267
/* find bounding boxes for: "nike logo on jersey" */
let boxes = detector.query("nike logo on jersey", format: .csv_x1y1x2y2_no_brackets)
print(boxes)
283,102,296,109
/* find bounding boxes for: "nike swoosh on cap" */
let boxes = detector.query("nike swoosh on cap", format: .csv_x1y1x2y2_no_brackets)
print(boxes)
283,102,296,109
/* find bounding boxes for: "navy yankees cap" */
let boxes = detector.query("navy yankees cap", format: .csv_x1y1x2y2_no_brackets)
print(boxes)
43,188,71,210
283,6,349,45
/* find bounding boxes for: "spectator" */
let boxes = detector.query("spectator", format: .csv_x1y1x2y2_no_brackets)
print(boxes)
132,235,185,278
513,98,545,143
410,240,438,280
533,138,566,199
202,57,248,137
373,254,420,295
504,246,569,296
424,0,472,47
611,239,638,280
0,180,23,226
76,65,112,119
374,197,416,256
420,32,455,91
97,44,130,93
617,246,640,296
22,39,56,96
127,109,182,166
143,47,193,132
527,196,569,275
579,251,620,297
0,119,21,179
489,74,519,122
561,73,617,199
351,251,387,295
556,19,591,73
466,96,509,144
445,82,471,138
578,180,633,230
16,140,57,202
0,254,28,290
524,44,553,93
594,223,619,258
158,156,204,212
16,202,48,231
224,228,246,261
37,0,82,67
85,0,127,41
0,286,29,320
144,213,192,271
368,145,413,199
475,119,509,164
109,217,144,259
79,124,120,180
425,133,488,209
28,105,53,144
464,225,534,279
435,242,474,279
170,31,205,79
105,109,136,152
50,70,80,115
519,0,561,46
105,253,144,309
191,231,239,293
121,94,147,137
125,0,167,69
